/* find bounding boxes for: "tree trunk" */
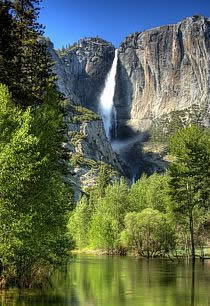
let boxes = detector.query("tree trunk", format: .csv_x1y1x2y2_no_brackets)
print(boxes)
189,211,195,262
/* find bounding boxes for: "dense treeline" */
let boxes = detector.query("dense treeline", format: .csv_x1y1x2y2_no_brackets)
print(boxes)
69,126,210,261
0,0,73,288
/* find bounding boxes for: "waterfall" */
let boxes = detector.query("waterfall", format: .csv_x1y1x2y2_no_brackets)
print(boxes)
99,49,118,140
113,106,117,139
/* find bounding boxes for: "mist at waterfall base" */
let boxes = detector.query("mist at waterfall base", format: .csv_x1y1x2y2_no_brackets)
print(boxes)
112,135,146,181
99,49,146,181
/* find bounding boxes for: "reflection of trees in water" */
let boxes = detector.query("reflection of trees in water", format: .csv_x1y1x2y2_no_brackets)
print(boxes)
70,256,128,305
0,291,73,306
2,256,210,305
191,262,195,306
66,257,210,306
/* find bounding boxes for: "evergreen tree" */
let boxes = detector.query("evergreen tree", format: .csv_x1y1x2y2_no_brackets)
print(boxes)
0,0,55,107
0,1,15,89
96,164,112,197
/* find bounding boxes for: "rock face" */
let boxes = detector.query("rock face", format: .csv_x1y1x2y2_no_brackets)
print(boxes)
46,16,210,187
49,16,210,137
62,102,124,200
115,15,210,134
48,37,115,113
47,38,125,199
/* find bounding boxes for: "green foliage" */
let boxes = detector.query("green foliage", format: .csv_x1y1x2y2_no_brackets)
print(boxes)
68,178,130,254
169,124,210,260
121,209,175,257
68,125,210,259
89,178,131,253
69,174,174,255
68,197,91,249
0,0,55,106
129,173,170,212
173,207,210,257
169,125,210,212
69,153,99,169
149,104,210,143
96,164,112,197
68,131,87,145
67,104,100,123
0,84,73,288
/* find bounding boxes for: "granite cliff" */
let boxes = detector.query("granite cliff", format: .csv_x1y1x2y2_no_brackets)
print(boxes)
49,16,210,138
48,37,115,113
115,15,210,136
48,15,210,186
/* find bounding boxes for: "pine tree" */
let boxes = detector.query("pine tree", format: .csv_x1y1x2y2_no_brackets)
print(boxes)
0,1,16,89
0,0,55,107
96,165,112,197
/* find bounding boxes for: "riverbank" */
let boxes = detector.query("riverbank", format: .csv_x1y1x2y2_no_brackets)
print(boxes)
72,247,210,260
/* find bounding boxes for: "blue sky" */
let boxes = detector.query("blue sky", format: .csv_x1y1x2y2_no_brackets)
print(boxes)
39,0,210,49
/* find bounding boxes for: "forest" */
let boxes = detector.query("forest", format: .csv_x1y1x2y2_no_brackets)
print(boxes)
69,126,210,261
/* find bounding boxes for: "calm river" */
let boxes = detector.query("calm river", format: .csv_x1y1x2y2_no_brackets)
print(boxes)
1,255,210,305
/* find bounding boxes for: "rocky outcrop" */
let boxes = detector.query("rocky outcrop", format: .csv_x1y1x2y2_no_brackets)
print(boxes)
62,102,124,200
48,37,115,113
115,15,210,134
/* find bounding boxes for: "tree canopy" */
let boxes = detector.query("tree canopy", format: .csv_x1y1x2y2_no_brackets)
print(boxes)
169,125,210,261
0,84,73,288
0,0,55,107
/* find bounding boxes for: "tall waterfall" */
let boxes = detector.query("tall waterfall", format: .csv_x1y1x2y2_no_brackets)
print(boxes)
99,49,118,140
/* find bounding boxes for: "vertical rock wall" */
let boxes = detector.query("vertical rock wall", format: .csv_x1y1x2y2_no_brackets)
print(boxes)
48,37,115,113
115,16,210,133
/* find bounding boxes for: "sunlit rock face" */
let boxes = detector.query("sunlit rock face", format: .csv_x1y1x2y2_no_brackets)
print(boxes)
62,102,125,201
115,15,210,133
48,16,210,137
46,16,210,183
48,37,115,113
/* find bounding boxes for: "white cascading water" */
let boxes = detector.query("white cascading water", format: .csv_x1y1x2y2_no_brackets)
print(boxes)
99,49,118,140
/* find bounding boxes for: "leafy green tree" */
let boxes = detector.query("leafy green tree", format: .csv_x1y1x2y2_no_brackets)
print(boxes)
169,125,210,261
0,0,55,106
121,209,176,258
0,84,73,288
68,166,114,250
89,178,131,253
129,173,171,213
68,196,91,249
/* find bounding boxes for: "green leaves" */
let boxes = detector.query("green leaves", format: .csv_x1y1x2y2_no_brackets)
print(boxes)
169,125,210,260
169,124,210,211
0,85,73,288
121,209,175,257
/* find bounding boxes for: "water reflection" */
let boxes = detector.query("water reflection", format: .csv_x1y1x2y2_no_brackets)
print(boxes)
191,263,195,306
1,256,210,306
